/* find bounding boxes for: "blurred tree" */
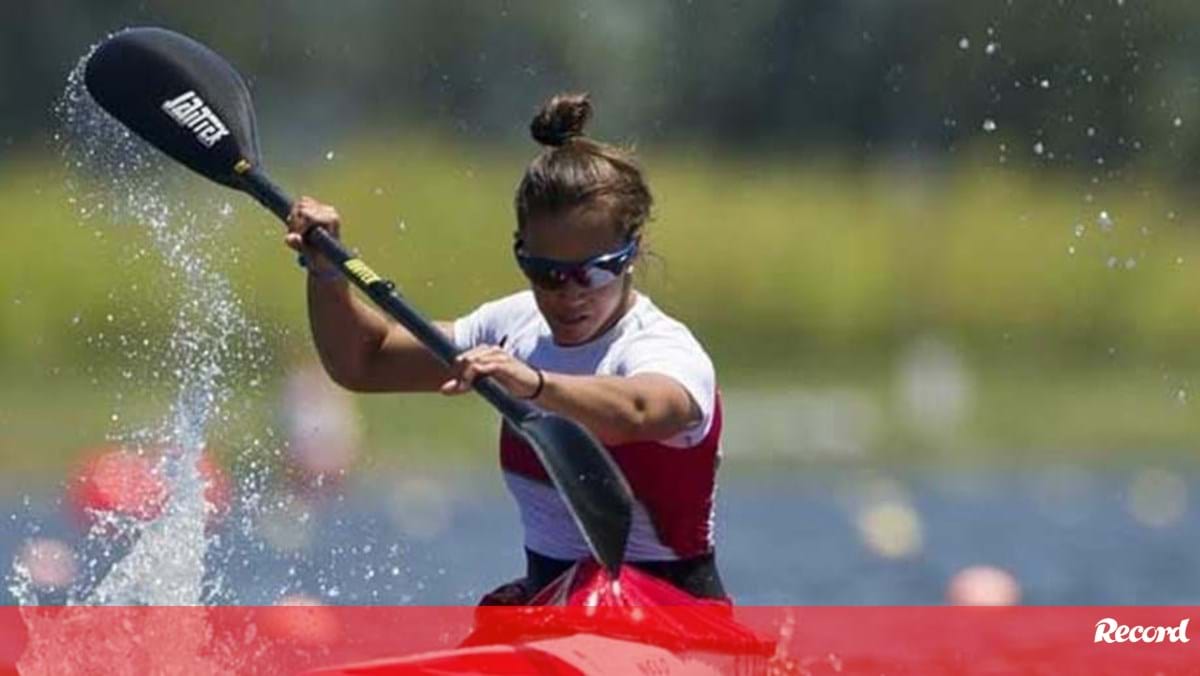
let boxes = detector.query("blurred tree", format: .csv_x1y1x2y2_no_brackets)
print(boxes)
1,0,1198,177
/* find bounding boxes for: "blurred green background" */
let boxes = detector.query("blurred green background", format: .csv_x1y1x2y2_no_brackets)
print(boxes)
1,0,1198,476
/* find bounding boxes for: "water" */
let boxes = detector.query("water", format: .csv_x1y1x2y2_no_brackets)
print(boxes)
7,28,1197,668
13,59,1200,605
3,469,1199,606
8,43,272,607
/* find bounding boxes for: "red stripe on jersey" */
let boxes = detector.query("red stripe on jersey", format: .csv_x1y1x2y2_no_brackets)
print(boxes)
499,395,722,558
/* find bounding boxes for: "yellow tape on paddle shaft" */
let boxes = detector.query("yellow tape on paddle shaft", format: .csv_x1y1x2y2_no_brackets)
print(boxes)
343,259,383,286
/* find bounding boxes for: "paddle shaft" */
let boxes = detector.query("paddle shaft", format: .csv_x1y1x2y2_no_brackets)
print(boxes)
243,165,630,575
80,25,632,575
239,167,535,424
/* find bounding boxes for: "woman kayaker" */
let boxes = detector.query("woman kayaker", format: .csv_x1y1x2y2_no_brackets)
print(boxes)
283,93,726,603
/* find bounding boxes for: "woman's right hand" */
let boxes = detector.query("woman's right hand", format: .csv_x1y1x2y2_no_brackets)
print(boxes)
285,196,343,277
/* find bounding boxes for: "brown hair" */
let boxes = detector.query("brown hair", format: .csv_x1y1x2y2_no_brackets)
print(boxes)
515,93,653,241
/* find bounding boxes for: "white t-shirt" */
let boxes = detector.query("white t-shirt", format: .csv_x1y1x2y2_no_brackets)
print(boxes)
452,290,719,561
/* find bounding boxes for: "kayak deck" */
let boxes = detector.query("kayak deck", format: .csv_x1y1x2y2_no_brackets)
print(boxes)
309,561,774,675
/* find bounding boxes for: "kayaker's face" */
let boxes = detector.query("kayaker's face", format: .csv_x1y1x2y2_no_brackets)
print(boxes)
517,209,634,346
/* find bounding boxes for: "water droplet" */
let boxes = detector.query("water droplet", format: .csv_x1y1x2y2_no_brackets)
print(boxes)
1034,141,1045,155
1039,79,1050,89
324,150,335,161
1124,258,1137,270
1073,223,1086,238
1067,245,1076,255
958,37,970,50
985,42,999,55
982,119,997,132
1097,211,1114,231
1106,256,1119,269
1086,127,1097,137
1173,116,1183,128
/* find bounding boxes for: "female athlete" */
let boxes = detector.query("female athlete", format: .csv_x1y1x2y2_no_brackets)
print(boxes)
284,93,726,603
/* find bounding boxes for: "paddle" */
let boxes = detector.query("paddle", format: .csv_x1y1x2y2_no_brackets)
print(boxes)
82,26,633,576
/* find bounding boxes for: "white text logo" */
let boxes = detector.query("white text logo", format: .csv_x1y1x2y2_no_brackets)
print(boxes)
1094,617,1190,643
161,91,230,148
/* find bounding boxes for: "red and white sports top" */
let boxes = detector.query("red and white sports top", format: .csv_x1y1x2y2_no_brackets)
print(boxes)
453,290,721,562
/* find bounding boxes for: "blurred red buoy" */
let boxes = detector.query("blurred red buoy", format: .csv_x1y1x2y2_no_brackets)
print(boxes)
947,565,1021,606
260,594,342,648
67,446,166,524
66,445,233,527
16,538,78,591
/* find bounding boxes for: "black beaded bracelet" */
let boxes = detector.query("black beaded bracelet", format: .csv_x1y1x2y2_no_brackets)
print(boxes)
524,368,546,400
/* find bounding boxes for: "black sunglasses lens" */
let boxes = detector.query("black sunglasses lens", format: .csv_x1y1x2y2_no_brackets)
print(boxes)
520,261,567,289
515,242,634,291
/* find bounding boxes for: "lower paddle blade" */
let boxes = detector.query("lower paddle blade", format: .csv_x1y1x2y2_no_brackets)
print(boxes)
83,27,261,188
516,412,632,576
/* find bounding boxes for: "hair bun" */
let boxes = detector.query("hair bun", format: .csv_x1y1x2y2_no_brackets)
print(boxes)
530,93,592,147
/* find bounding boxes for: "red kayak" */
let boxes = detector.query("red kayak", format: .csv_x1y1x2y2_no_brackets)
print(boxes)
308,561,775,675
4,563,773,675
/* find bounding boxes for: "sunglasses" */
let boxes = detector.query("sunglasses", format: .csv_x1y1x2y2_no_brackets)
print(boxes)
513,237,638,290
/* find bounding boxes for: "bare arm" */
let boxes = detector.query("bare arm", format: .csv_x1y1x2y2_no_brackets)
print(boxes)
287,196,454,393
306,274,454,392
537,372,701,446
443,345,701,445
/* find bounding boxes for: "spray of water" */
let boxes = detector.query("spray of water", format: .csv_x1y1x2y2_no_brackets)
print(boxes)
5,38,422,675
9,43,271,608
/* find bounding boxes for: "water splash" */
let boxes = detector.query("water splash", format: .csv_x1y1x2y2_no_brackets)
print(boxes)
10,42,270,608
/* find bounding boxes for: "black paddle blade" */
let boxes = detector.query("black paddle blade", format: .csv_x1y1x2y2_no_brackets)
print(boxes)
83,27,261,188
515,412,633,577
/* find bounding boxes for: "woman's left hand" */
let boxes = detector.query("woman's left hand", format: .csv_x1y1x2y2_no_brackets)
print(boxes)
441,345,541,398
